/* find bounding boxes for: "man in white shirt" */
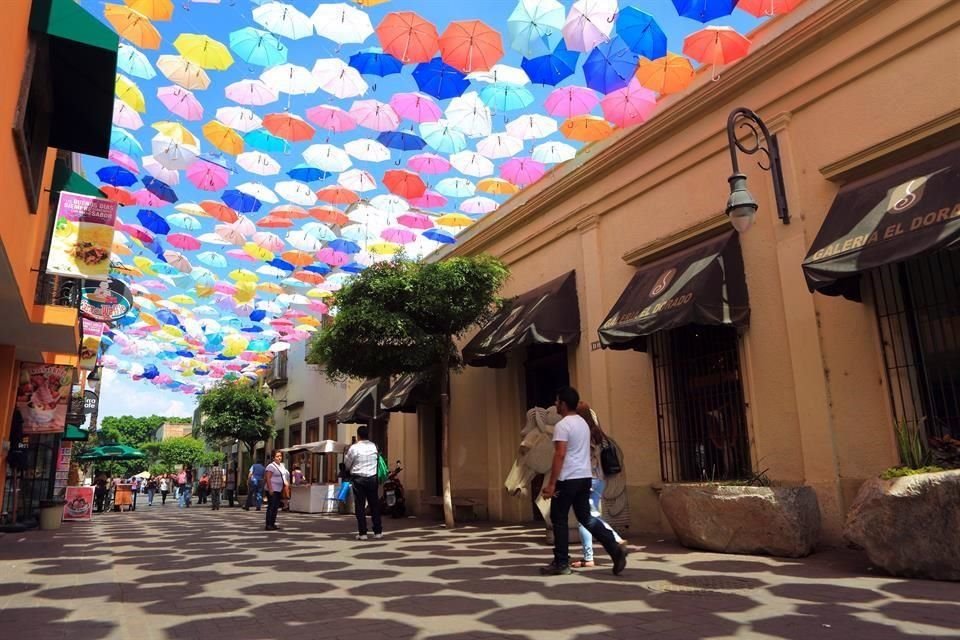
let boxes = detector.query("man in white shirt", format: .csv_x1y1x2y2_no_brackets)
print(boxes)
343,425,382,540
541,386,627,576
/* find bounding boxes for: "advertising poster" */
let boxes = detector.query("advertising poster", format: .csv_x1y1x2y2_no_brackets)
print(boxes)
54,444,73,492
16,363,74,434
46,191,118,281
80,278,133,323
63,486,94,522
79,322,105,370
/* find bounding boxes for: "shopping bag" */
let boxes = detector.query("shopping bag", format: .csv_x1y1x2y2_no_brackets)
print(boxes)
337,481,352,502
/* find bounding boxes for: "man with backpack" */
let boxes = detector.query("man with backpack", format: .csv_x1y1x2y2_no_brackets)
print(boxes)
343,425,382,540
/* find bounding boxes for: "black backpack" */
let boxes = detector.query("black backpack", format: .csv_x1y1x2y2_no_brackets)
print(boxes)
600,439,622,476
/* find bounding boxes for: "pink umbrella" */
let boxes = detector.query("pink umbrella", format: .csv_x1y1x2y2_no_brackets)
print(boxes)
407,153,450,174
113,99,144,130
134,189,167,208
225,79,278,106
600,80,657,127
396,211,434,229
308,300,329,315
214,282,237,295
389,92,442,123
187,160,230,191
316,247,350,266
381,226,416,244
109,150,140,174
545,86,599,118
215,223,247,245
460,196,498,214
410,190,448,209
305,105,357,133
167,233,202,250
349,100,400,132
140,279,168,290
119,224,155,243
500,157,546,187
226,249,257,262
683,27,751,81
252,231,285,253
157,86,204,121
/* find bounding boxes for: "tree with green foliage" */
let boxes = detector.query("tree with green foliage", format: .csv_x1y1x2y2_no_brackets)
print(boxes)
196,381,275,456
140,437,223,474
98,415,193,446
307,255,508,528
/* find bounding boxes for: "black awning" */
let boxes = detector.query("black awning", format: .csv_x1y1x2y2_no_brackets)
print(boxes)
802,143,960,300
381,372,431,413
599,230,749,351
336,378,381,423
463,270,580,368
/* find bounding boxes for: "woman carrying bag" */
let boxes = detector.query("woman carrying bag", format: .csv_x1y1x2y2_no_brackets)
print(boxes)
263,450,290,532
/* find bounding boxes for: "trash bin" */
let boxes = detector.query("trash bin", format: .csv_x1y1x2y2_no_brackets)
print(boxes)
38,501,64,530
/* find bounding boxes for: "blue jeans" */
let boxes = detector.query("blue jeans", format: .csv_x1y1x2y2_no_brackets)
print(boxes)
551,478,620,568
246,480,263,509
578,478,624,561
179,485,192,507
147,488,155,506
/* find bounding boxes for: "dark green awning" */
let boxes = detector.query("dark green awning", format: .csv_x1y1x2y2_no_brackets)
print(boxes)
62,424,90,441
30,0,119,158
51,159,104,198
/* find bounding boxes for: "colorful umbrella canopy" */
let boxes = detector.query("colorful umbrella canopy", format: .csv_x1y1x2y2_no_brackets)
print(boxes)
157,55,211,91
616,8,668,60
736,0,803,17
252,2,313,40
229,27,288,68
412,57,471,100
174,33,234,70
635,53,696,95
600,80,657,127
506,0,565,58
562,0,617,53
561,114,614,142
311,3,374,45
104,4,162,50
683,26,751,80
582,37,638,95
672,0,738,23
522,41,579,86
376,11,439,64
439,20,504,73
117,43,157,79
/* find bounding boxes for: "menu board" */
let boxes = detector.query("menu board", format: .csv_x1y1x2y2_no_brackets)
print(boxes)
54,443,72,492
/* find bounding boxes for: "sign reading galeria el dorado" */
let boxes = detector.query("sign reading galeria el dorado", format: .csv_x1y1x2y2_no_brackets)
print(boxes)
16,363,74,434
46,191,118,281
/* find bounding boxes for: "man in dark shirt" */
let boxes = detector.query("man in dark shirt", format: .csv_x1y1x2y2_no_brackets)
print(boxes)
244,457,266,511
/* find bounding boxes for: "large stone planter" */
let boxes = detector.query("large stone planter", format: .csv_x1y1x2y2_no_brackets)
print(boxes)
844,469,960,581
659,484,820,558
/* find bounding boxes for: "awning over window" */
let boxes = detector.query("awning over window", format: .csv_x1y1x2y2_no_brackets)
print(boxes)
599,231,749,352
336,378,382,424
30,0,119,158
381,372,431,413
51,159,104,198
802,143,960,301
62,424,89,441
463,270,580,368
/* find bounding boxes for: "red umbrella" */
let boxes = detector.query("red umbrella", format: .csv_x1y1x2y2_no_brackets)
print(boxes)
383,169,427,199
167,233,202,251
376,11,439,64
100,185,137,206
263,112,316,142
256,215,294,229
199,200,239,223
439,20,504,73
309,206,350,226
683,26,750,80
316,186,360,205
736,0,803,17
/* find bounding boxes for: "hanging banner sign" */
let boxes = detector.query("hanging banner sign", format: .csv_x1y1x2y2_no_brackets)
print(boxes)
79,322,105,370
46,191,118,281
63,486,94,522
80,278,133,323
16,363,74,434
83,390,99,415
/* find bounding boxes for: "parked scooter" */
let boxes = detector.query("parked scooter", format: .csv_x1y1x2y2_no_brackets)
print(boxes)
380,460,406,518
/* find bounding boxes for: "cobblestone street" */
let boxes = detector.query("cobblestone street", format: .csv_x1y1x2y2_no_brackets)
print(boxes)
1,506,958,640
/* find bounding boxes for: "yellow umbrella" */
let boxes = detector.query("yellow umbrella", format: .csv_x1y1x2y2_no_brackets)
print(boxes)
195,284,215,298
152,121,199,146
116,73,147,112
476,178,519,196
298,316,322,327
353,0,390,6
175,202,206,216
104,4,162,50
228,269,258,283
295,324,319,333
157,55,211,91
436,213,474,227
635,53,695,95
234,281,258,302
168,294,196,305
202,121,245,156
257,282,285,295
112,242,132,256
243,242,274,261
140,312,160,327
367,242,401,255
124,0,174,21
133,256,155,271
162,325,185,338
111,262,143,277
561,115,615,143
174,34,234,71
307,288,333,299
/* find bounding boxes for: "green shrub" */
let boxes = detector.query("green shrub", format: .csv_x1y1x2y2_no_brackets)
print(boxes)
880,465,945,480
894,421,929,469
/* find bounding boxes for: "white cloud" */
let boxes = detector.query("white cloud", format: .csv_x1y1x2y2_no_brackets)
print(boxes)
97,369,197,420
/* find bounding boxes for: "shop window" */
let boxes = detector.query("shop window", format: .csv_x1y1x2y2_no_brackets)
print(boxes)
651,324,752,482
524,343,570,410
14,37,52,213
870,250,960,442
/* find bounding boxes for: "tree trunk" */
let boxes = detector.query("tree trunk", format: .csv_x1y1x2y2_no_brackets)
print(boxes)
440,351,455,529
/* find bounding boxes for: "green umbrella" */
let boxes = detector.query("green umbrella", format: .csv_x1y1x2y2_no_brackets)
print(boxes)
76,444,146,462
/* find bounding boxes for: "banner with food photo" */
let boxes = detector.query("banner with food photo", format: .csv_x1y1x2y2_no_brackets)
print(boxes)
79,322,105,370
46,191,118,281
63,486,94,522
16,363,74,434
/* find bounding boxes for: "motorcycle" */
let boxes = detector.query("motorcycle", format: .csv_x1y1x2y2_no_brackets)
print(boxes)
380,460,406,518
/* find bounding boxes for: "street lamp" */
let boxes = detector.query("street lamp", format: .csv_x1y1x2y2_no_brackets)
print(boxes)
725,107,790,232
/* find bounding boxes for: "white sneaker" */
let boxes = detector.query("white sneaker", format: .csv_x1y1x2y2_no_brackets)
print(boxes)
373,533,383,539
356,534,368,540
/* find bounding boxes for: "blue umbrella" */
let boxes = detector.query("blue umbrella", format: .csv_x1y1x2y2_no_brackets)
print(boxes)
145,239,166,258
142,176,178,203
304,264,330,276
244,129,290,154
110,127,143,156
286,164,330,182
249,309,267,322
136,209,171,235
672,0,737,23
617,8,667,59
328,238,361,254
242,326,264,334
142,364,159,379
423,228,456,244
176,350,195,357
349,47,403,78
412,57,470,100
222,189,262,213
582,37,638,95
480,83,535,112
341,262,365,274
96,165,138,187
155,309,180,326
267,257,295,271
377,131,426,152
521,41,579,86
229,27,288,67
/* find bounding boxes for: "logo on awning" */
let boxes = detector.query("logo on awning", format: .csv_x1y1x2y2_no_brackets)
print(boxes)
649,268,677,298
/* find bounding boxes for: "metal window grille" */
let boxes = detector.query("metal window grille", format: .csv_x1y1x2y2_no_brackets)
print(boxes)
869,250,960,441
651,324,752,482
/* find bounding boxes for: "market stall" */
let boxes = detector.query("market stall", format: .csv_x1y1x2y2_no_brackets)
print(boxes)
281,440,350,514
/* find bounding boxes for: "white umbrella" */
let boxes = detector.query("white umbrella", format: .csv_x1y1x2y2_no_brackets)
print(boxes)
163,251,193,274
312,58,368,99
506,114,558,140
277,293,311,306
476,133,524,159
467,64,531,86
151,135,200,170
436,177,477,198
532,140,577,163
341,222,383,243
344,138,391,163
198,232,231,245
261,63,319,95
224,79,278,106
233,215,257,237
253,2,313,40
338,169,377,193
142,155,181,185
449,151,495,178
563,0,617,53
236,181,279,204
507,0,566,57
460,195,499,214
349,99,400,132
274,180,317,206
117,43,156,80
216,106,262,133
310,3,373,45
369,194,409,214
269,341,292,354
445,92,492,139
285,230,324,252
303,143,352,172
346,204,389,226
237,151,281,176
301,222,337,242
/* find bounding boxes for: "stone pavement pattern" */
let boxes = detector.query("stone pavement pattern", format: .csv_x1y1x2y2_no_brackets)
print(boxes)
1,506,959,640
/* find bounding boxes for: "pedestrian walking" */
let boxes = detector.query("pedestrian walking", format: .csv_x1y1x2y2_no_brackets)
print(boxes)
94,475,107,513
343,425,382,540
130,476,139,511
159,475,170,506
197,473,209,504
244,457,265,511
146,477,158,507
540,386,627,576
178,466,194,508
209,465,225,510
226,467,236,507
263,450,290,531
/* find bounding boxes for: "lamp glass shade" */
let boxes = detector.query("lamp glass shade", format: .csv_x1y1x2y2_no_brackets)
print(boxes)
726,173,758,233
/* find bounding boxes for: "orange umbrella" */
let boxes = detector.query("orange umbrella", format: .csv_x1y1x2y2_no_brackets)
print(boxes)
476,178,519,196
202,120,244,155
636,53,695,95
683,27,751,81
383,169,426,199
376,11,439,64
316,186,360,205
736,0,803,17
263,113,316,143
104,4,162,50
293,271,326,285
439,20,503,73
309,206,349,226
100,185,137,206
282,250,316,267
199,200,239,223
124,0,174,21
256,215,293,229
270,204,309,219
561,115,615,142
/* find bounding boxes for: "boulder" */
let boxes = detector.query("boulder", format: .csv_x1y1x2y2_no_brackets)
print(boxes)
659,484,820,558
844,470,960,581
